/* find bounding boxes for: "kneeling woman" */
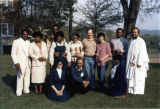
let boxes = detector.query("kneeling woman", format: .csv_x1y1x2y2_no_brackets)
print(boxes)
105,54,127,98
48,61,70,102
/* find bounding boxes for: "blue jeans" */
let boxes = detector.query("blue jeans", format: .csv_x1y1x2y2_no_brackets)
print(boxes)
97,62,108,87
84,56,96,88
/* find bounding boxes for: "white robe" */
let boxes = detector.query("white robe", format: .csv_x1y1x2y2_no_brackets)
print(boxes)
126,37,149,95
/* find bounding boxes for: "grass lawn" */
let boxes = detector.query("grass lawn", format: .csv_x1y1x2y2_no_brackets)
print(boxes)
0,55,159,109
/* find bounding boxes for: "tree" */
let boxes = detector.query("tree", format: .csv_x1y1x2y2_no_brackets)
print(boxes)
67,0,77,41
21,0,70,32
78,0,123,34
120,0,160,38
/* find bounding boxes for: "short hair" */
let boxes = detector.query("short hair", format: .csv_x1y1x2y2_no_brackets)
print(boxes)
76,57,84,63
97,32,105,39
86,28,93,33
72,33,80,39
54,31,64,38
114,54,122,61
132,27,140,34
116,28,124,33
21,29,29,35
33,31,43,38
52,24,59,29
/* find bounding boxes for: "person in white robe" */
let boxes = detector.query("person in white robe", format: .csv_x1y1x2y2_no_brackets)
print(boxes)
11,29,31,96
126,27,149,95
29,31,48,94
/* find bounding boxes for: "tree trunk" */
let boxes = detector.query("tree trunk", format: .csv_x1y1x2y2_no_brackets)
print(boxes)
69,6,73,41
121,0,141,39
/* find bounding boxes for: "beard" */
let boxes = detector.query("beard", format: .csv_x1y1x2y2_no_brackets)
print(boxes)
132,36,138,39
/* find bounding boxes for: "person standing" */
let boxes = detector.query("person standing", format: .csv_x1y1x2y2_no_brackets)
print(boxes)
11,29,31,96
29,31,48,94
49,31,71,71
82,29,96,89
47,25,59,54
126,27,149,95
96,32,112,90
68,33,84,63
110,28,128,67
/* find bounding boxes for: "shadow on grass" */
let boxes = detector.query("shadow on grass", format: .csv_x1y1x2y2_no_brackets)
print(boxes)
2,74,16,92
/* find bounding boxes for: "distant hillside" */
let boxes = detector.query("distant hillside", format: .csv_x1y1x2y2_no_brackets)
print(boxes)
141,30,160,35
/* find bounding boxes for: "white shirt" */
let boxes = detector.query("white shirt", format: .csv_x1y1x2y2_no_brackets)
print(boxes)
49,41,71,65
56,68,62,79
110,64,119,79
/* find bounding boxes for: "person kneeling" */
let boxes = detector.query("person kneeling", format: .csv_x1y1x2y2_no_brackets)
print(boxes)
70,58,90,96
104,54,127,98
48,61,70,102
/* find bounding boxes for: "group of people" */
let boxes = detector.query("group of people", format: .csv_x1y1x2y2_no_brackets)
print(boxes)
11,25,149,102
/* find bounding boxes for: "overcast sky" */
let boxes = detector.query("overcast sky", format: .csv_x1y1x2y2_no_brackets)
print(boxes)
73,0,160,30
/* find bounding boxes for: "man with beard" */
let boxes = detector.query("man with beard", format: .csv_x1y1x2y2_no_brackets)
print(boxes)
126,27,149,95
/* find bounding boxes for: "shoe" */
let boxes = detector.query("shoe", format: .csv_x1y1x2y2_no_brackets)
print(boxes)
23,90,30,94
16,93,22,96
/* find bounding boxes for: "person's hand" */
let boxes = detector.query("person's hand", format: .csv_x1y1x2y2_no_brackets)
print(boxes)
83,81,90,88
104,81,108,87
62,52,67,58
60,90,63,95
15,63,22,75
96,53,99,57
54,52,59,57
100,58,104,62
130,62,135,66
76,53,81,58
38,57,46,61
41,57,46,61
117,49,122,54
56,90,62,96
137,65,141,68
111,49,115,53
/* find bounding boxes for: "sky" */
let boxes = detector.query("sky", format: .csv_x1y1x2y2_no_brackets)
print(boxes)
73,0,160,30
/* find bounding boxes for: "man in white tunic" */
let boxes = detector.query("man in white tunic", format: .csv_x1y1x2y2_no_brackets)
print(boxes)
11,29,31,96
126,27,149,95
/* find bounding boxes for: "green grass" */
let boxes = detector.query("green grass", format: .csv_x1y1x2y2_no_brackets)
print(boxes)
0,55,159,109
147,48,160,54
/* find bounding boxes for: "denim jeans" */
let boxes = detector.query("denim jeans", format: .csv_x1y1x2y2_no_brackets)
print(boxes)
84,56,96,88
97,62,108,87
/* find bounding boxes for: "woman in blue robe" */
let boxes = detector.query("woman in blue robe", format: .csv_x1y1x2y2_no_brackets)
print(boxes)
48,61,70,102
105,54,127,98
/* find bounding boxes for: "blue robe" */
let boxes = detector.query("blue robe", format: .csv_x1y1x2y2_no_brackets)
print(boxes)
48,69,70,102
107,63,127,96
